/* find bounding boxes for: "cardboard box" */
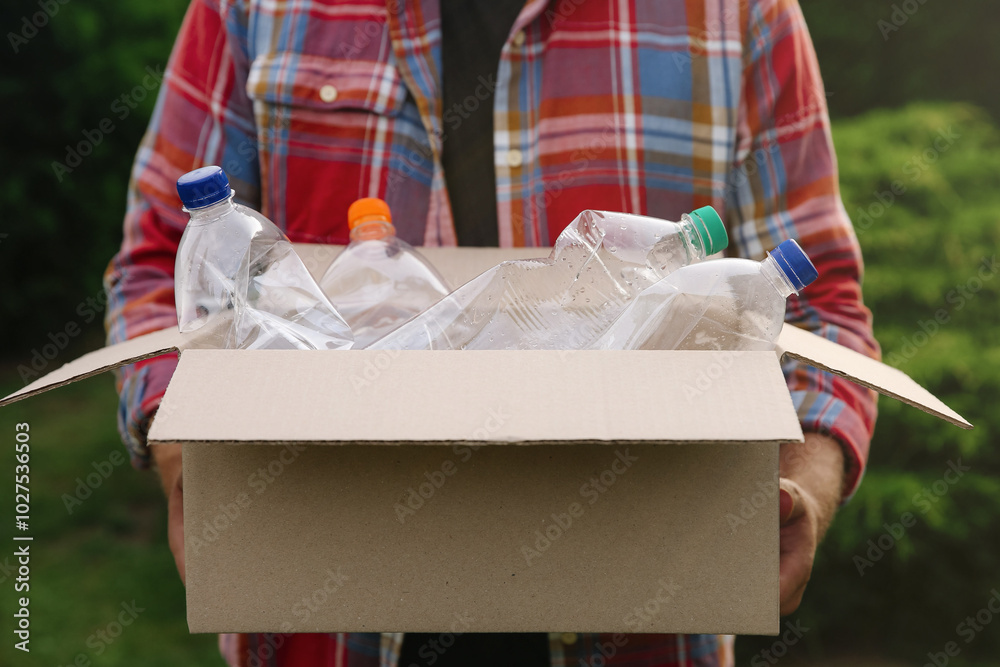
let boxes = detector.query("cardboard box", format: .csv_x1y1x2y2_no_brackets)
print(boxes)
1,245,970,636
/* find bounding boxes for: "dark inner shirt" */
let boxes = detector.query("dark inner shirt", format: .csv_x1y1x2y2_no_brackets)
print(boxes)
398,631,550,667
400,2,551,664
439,0,524,246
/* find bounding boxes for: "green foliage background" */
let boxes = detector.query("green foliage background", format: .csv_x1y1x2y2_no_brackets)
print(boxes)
1,0,998,665
737,104,1000,665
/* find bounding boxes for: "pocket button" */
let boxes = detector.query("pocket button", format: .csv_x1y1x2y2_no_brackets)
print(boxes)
319,85,339,103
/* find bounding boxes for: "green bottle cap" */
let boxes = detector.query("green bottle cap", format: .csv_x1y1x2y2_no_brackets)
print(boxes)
688,206,728,255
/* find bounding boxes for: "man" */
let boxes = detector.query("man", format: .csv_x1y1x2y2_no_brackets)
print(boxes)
105,0,879,665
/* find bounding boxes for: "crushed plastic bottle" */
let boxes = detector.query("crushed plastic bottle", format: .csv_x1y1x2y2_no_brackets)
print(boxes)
367,207,727,350
319,198,451,347
590,239,818,351
174,166,353,350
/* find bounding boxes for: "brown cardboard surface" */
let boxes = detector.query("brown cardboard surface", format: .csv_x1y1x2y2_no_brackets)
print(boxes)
164,348,793,633
183,441,779,634
148,349,805,446
776,324,972,429
0,327,187,408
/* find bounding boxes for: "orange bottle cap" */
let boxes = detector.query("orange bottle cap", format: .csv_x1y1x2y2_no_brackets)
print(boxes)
348,198,392,230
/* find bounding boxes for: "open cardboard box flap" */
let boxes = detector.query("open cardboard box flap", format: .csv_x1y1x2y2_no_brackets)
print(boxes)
2,325,195,408
775,323,970,428
0,244,971,431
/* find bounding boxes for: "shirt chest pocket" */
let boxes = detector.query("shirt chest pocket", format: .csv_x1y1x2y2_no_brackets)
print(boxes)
243,53,413,236
246,53,409,143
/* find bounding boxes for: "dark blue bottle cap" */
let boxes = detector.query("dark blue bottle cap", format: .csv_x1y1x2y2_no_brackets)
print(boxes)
770,239,818,291
176,166,231,209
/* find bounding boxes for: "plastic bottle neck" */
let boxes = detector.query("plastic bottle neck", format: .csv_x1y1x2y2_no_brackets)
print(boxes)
761,254,798,299
185,194,236,225
350,218,396,242
679,215,709,259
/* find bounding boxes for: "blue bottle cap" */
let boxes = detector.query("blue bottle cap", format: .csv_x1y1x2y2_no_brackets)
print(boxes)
769,239,818,291
176,166,231,209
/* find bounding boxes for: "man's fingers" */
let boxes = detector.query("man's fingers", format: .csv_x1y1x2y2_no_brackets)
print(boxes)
779,574,808,616
778,502,814,616
778,529,813,616
779,478,806,524
778,477,818,615
167,480,186,584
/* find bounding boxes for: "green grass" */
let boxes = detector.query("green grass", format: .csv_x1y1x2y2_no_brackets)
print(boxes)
0,368,220,666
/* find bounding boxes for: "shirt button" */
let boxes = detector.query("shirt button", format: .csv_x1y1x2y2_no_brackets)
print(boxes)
512,30,526,47
506,149,523,168
319,85,339,103
560,633,578,645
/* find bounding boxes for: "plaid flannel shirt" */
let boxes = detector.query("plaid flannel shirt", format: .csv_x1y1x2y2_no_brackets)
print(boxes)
104,0,879,664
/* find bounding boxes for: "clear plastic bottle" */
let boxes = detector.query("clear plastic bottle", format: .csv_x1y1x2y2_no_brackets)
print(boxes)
367,207,728,350
590,239,818,351
319,198,451,347
174,166,353,350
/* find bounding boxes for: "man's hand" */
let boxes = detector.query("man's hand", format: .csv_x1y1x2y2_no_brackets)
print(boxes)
153,441,185,584
778,432,844,615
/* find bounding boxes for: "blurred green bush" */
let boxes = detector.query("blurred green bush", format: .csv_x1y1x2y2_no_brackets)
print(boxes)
803,0,1000,121
0,0,189,353
739,103,1000,664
